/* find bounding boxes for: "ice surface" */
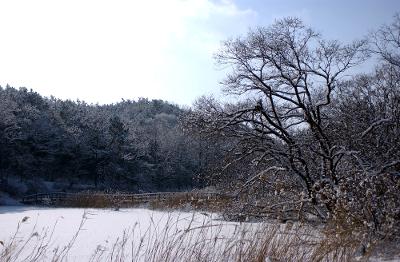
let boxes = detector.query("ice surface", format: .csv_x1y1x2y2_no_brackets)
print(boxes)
0,206,240,261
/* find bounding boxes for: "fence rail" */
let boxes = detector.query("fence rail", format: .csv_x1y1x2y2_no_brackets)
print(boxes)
21,191,222,206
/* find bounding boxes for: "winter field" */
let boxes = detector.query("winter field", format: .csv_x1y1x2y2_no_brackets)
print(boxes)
0,206,329,262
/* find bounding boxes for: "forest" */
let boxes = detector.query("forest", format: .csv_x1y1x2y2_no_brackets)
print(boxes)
0,88,224,195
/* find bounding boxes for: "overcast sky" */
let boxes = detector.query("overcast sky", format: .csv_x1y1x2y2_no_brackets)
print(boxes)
0,0,399,105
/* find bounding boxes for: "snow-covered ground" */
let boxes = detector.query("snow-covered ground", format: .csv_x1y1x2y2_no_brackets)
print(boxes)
3,206,392,261
0,206,246,261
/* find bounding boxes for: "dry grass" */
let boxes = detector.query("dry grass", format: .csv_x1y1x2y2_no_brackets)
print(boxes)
0,213,87,262
56,191,234,214
0,210,370,262
147,193,232,212
56,192,128,208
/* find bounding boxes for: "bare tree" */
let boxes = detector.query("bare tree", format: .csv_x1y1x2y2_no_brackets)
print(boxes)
371,13,400,68
333,65,400,175
189,18,368,219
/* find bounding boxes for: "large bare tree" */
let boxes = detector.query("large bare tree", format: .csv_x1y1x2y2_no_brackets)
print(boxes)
189,18,367,219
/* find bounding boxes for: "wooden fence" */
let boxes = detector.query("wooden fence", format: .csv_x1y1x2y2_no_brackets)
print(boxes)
21,191,221,206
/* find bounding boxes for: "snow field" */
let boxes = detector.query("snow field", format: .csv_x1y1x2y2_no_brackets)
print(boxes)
0,206,258,261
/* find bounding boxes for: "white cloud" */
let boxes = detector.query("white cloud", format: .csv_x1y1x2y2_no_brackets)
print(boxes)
0,0,256,104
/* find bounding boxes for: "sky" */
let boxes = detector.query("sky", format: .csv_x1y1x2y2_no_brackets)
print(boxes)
0,0,399,106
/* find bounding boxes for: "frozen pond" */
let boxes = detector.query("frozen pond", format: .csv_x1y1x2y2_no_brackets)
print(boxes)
0,206,245,261
0,206,324,261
